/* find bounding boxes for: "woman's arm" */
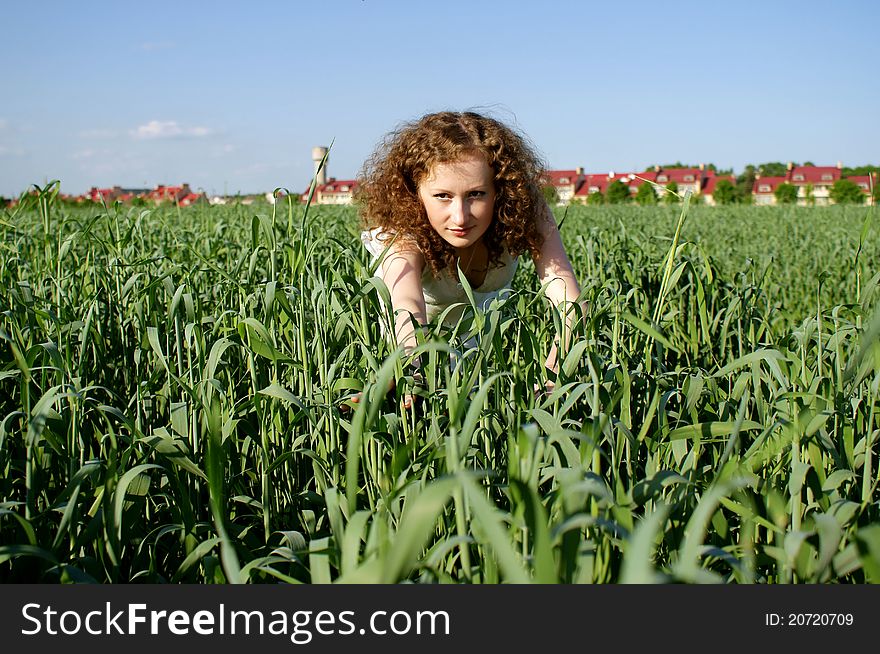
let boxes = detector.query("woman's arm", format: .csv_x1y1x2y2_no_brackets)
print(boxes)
531,204,584,375
377,245,428,356
348,245,426,411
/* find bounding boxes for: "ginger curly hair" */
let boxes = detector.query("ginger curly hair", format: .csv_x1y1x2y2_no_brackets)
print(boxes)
355,111,548,278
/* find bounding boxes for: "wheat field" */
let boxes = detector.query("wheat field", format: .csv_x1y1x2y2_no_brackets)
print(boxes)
1,184,878,583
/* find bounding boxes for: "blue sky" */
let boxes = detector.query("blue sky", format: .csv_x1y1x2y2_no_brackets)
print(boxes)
1,0,877,197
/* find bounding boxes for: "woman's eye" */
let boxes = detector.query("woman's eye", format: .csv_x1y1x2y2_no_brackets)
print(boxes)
433,193,450,200
469,191,485,198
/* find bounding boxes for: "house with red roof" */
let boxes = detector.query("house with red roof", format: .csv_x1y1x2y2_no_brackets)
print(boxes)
702,174,737,206
604,173,639,200
86,187,117,203
178,192,205,206
583,173,612,196
573,173,614,202
572,168,712,203
543,168,585,204
298,146,360,205
81,184,203,205
300,177,359,205
84,185,150,203
751,163,854,205
572,169,696,203
319,179,359,204
627,171,658,196
653,165,709,198
146,183,194,204
788,163,841,205
848,173,877,205
752,175,790,205
570,171,632,203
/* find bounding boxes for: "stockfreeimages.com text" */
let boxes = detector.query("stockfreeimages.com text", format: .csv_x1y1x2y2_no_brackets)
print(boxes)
21,603,450,644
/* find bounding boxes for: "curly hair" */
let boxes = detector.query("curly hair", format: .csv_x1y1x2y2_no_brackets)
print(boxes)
355,111,548,278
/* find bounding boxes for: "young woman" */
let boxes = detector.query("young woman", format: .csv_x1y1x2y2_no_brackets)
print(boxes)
354,111,583,408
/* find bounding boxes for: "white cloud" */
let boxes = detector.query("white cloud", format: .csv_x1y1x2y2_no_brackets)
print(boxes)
0,118,8,130
0,145,26,157
131,120,214,140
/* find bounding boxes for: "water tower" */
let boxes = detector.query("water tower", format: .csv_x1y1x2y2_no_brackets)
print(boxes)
312,146,329,185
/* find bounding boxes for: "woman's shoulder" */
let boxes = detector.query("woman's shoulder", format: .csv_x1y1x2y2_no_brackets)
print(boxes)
361,227,423,264
360,227,394,258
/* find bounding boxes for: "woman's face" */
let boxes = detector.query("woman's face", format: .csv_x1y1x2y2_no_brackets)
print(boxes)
417,151,496,254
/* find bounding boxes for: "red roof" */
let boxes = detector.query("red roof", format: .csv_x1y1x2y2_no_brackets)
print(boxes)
87,187,115,201
573,172,639,195
300,179,359,201
544,170,582,187
753,176,789,194
575,174,614,195
322,179,358,193
655,168,703,184
848,174,877,193
179,193,203,206
789,166,840,185
629,171,658,188
702,175,736,195
147,185,187,201
606,173,641,195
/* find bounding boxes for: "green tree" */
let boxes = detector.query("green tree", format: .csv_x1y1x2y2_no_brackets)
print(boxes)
804,183,815,206
774,183,798,204
586,190,605,206
653,162,716,170
830,179,865,205
736,165,756,204
663,181,679,204
606,179,631,204
758,162,795,177
542,185,559,205
841,165,880,177
713,179,737,205
635,182,657,205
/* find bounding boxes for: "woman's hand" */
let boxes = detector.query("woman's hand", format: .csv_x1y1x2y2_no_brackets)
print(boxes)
533,343,559,396
341,367,424,412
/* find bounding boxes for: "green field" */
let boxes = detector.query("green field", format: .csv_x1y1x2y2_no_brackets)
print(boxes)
1,186,879,583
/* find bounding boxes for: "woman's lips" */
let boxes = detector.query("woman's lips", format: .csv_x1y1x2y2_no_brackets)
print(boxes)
449,227,472,236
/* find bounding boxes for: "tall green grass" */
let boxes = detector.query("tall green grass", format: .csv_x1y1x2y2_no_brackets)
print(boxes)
1,184,878,583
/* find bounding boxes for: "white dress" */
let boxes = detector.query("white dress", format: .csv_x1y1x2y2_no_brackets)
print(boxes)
360,227,519,327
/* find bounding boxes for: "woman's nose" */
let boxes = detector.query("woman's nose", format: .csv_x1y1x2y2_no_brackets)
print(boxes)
450,199,468,225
